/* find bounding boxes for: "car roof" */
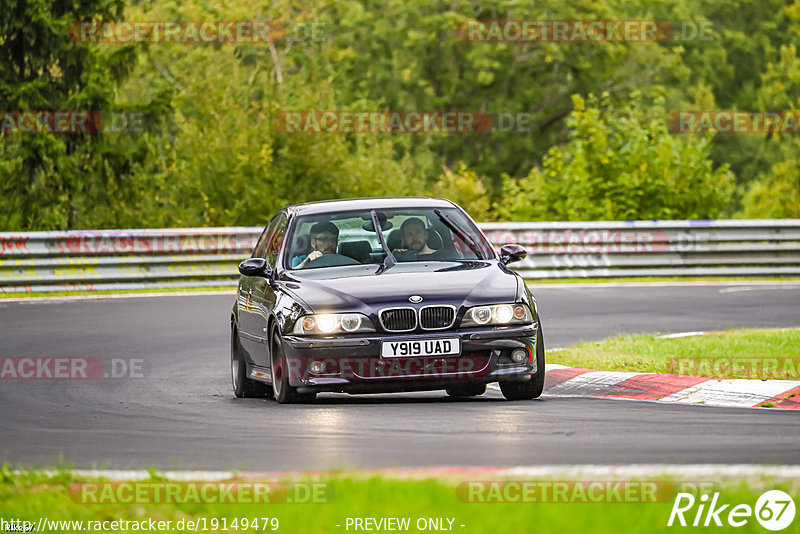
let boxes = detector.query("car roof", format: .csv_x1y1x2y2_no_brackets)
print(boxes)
286,197,456,216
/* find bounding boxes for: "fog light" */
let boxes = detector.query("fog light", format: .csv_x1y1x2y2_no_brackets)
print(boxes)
308,360,325,374
511,348,528,363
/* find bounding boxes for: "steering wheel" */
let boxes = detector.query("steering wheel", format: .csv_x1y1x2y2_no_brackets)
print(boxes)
300,253,360,269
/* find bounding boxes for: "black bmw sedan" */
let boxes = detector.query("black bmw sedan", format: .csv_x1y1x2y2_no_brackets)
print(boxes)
231,197,545,403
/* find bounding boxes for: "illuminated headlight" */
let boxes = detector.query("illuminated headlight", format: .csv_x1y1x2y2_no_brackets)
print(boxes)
292,313,375,335
317,315,337,333
494,305,514,323
462,304,533,327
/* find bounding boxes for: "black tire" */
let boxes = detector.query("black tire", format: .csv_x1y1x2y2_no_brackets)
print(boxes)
271,332,316,404
231,326,272,398
500,325,546,401
446,384,487,397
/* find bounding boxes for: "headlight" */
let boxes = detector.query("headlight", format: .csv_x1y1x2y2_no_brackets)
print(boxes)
292,313,375,335
461,303,532,327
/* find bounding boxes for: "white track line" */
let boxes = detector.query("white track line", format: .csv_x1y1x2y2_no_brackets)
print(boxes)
17,465,800,481
657,331,717,339
502,464,800,479
719,285,800,293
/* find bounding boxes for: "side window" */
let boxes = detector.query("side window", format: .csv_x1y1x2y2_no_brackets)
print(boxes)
265,213,289,269
252,215,279,259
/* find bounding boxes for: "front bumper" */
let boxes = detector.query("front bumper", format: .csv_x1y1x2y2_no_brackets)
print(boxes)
280,324,538,394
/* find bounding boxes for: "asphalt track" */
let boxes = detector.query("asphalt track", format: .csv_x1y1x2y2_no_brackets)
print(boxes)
1,283,798,470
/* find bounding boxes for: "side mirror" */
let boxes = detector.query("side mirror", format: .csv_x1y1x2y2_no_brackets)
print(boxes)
238,258,270,277
499,244,527,265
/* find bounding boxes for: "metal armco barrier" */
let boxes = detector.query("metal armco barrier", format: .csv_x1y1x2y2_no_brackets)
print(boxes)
480,219,800,278
1,220,799,293
0,228,261,293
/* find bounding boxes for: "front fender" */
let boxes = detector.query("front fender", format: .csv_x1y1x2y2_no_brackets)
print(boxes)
521,279,540,325
274,291,310,337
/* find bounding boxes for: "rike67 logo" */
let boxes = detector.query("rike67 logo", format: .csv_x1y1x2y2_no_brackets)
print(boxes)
668,490,796,530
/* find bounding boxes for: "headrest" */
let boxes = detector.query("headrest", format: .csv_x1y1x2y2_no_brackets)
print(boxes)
427,228,443,250
387,229,403,250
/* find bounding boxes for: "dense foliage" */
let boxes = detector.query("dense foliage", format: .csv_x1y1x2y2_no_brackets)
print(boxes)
2,0,799,229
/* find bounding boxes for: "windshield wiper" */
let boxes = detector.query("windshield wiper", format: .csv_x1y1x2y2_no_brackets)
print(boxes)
371,209,396,274
434,209,482,257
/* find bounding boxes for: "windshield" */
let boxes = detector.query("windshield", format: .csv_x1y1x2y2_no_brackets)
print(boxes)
284,207,495,271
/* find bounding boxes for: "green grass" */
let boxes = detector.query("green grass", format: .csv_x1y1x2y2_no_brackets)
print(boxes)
3,468,798,534
550,328,800,380
0,286,236,299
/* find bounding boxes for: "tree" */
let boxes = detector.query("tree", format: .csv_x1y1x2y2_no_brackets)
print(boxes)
739,43,800,218
117,0,431,227
318,0,696,197
497,92,733,221
0,0,165,230
740,152,800,218
432,163,493,221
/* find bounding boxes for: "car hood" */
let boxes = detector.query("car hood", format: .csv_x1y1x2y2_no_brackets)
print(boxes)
281,261,520,313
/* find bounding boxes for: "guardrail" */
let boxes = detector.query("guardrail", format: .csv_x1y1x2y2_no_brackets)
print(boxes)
1,219,799,293
481,219,800,279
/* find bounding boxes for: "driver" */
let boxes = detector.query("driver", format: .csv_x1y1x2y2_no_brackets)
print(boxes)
291,221,339,268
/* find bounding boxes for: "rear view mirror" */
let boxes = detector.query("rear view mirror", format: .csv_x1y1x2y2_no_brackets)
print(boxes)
499,244,527,265
362,212,393,232
238,258,270,277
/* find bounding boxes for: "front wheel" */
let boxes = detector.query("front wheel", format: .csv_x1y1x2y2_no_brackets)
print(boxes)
271,332,316,404
500,325,546,401
231,326,272,398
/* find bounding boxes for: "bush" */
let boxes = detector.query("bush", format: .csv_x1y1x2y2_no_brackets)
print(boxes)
498,92,734,221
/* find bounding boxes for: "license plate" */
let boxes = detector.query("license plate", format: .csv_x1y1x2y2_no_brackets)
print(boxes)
381,338,460,358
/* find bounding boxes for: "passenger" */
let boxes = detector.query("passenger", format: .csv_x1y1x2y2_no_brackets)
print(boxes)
291,221,339,268
393,217,443,260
